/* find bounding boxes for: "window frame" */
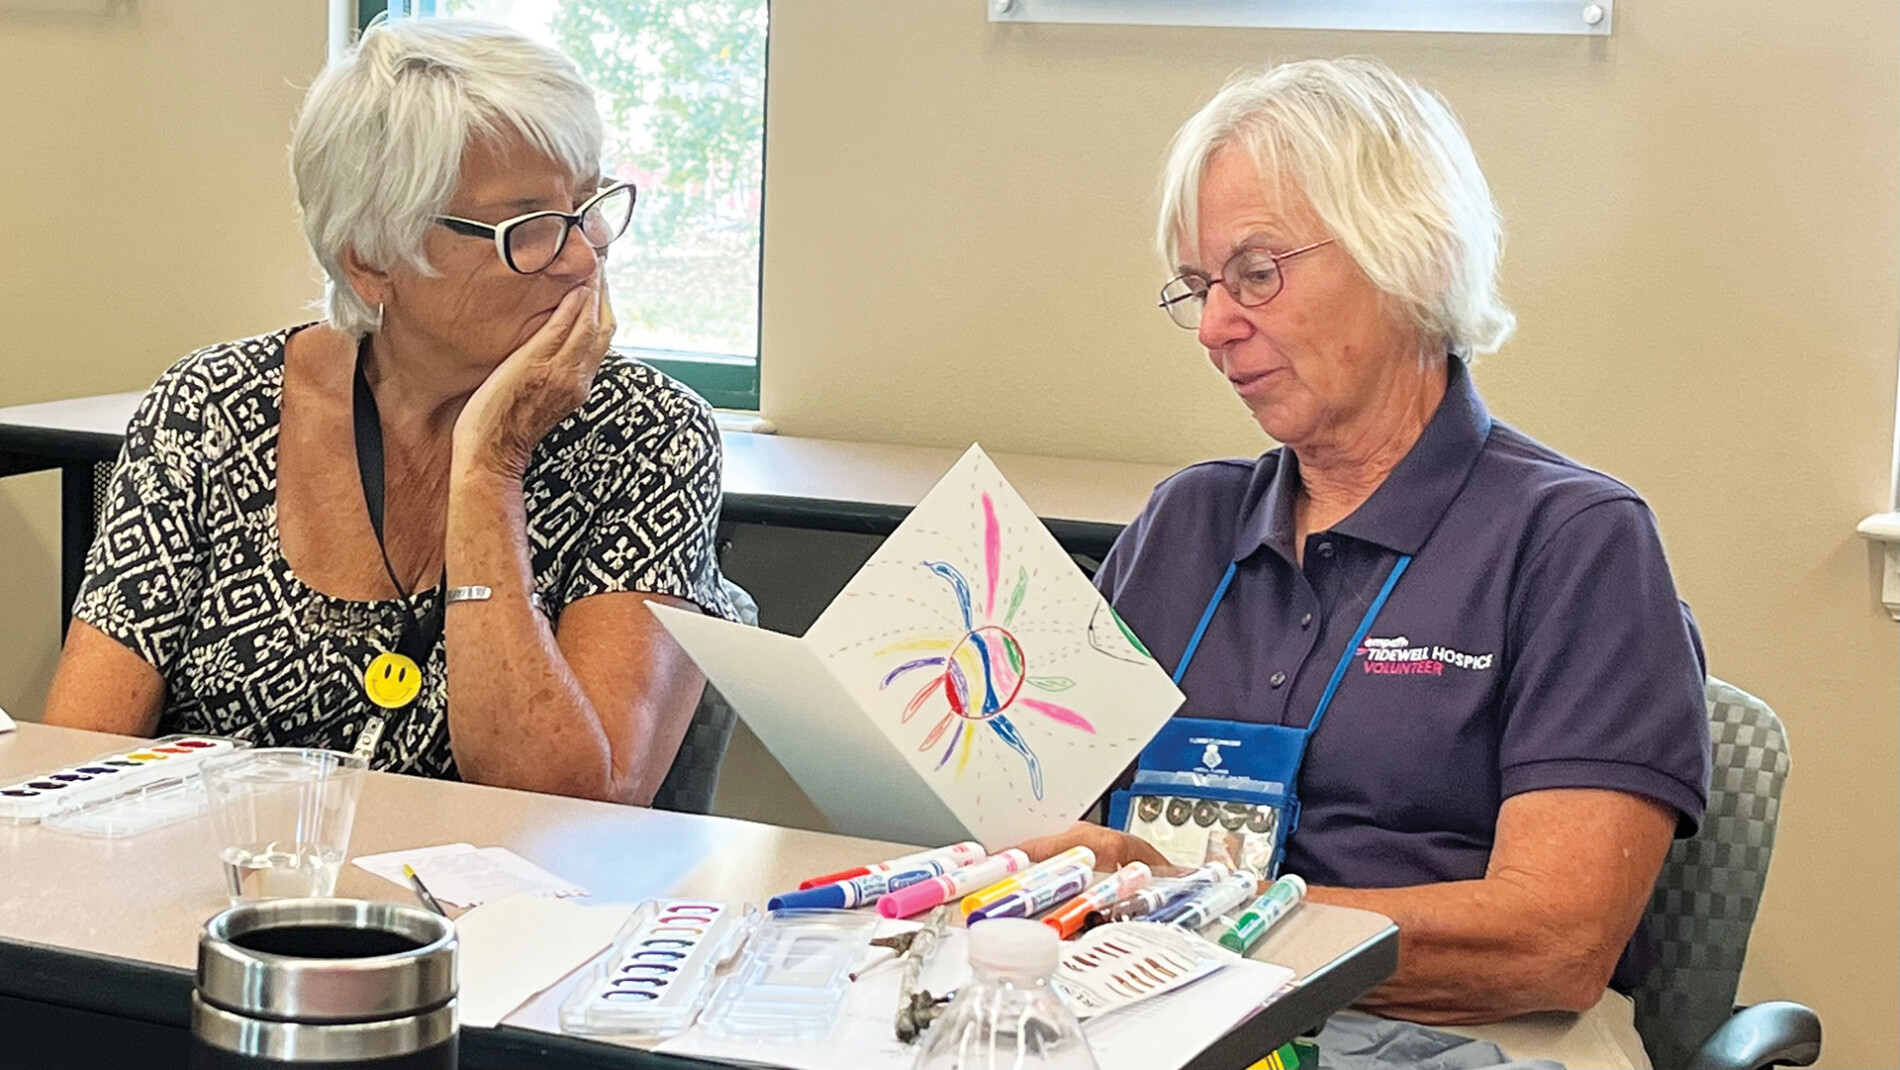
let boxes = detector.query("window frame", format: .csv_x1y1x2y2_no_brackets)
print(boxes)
353,0,767,412
987,0,1613,36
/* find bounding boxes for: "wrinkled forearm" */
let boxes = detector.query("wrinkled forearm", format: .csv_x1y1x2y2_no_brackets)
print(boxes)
1307,874,1624,1024
441,463,638,801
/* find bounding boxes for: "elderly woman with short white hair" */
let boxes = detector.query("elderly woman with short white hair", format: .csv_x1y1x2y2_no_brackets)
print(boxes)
1022,59,1709,1065
44,19,737,805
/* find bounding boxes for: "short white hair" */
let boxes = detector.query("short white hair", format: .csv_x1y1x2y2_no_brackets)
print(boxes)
291,19,603,337
1157,58,1515,357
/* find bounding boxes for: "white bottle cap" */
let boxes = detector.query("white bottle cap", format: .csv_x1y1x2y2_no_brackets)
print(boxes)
967,917,1060,979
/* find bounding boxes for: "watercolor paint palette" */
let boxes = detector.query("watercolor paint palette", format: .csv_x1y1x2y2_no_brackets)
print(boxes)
560,898,755,1039
0,734,246,826
697,907,880,1042
1053,921,1235,1019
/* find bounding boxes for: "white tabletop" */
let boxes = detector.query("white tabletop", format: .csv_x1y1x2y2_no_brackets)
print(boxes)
0,721,1391,987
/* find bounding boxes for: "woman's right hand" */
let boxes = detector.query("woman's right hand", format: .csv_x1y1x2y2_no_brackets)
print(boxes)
452,274,614,482
1017,821,1182,875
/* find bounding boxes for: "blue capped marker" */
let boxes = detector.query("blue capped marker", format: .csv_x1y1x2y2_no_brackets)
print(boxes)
767,859,960,911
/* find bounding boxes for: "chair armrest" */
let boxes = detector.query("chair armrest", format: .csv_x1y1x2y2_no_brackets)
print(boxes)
1684,1001,1822,1070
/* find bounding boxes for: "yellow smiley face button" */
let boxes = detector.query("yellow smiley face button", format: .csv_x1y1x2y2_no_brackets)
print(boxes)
363,652,423,709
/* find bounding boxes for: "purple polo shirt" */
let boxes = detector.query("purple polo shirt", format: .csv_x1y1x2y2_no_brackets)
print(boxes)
1096,358,1710,991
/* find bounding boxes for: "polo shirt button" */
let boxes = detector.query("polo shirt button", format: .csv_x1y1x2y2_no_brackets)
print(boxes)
1270,670,1287,688
1300,612,1313,629
1316,541,1334,558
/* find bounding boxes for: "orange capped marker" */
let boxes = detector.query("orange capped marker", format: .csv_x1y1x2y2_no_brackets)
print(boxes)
1041,862,1151,940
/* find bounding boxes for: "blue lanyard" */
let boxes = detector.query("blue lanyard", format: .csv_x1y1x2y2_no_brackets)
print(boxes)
1172,553,1413,741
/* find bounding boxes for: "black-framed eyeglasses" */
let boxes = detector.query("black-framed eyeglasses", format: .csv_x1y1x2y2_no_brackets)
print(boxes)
1157,238,1335,329
434,180,637,275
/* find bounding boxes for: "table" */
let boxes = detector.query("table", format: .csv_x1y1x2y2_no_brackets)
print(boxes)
0,393,1180,623
0,723,1398,1070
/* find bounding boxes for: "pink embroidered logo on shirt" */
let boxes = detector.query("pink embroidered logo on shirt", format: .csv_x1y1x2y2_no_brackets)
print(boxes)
1356,636,1494,677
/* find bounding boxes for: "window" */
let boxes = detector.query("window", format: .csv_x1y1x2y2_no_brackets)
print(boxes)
365,0,768,410
987,0,1612,36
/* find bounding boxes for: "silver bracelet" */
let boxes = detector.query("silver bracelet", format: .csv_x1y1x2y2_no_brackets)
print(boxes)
445,586,548,615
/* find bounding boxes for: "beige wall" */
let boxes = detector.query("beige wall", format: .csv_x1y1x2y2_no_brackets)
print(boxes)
0,2,328,715
2,2,1895,1065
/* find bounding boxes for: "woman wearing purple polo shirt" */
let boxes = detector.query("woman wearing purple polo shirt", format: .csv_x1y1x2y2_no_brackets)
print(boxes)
1023,60,1708,1066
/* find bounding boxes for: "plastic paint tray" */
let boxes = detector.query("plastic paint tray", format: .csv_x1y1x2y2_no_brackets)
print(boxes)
39,772,212,838
560,898,755,1039
697,907,879,1042
0,734,246,825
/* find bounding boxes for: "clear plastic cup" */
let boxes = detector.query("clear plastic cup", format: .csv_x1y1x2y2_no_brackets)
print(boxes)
201,749,367,903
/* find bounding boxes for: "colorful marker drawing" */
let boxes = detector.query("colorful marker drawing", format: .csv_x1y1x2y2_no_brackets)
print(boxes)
1087,602,1153,665
650,444,1187,848
876,492,1095,800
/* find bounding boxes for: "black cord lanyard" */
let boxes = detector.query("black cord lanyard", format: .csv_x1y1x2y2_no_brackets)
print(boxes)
352,334,446,709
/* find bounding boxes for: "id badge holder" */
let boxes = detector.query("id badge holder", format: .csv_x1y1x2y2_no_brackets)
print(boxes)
1109,717,1308,879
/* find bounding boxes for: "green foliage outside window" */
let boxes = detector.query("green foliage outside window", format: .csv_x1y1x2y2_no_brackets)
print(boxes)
375,0,768,409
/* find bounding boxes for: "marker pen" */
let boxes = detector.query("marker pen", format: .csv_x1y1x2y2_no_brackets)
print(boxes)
1097,861,1232,926
1219,874,1307,954
1164,871,1260,931
961,846,1095,916
769,855,969,911
797,841,986,891
1147,864,1248,924
1042,863,1151,939
878,849,1031,919
966,862,1092,923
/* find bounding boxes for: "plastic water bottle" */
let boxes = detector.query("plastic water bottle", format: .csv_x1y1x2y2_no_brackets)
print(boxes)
913,918,1101,1070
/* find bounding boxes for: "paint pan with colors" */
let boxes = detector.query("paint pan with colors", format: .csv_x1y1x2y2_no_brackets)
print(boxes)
0,735,245,825
560,898,754,1039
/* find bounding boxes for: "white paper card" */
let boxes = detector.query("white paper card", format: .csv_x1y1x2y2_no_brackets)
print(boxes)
653,445,1183,848
0,706,14,733
454,896,637,1028
352,843,587,906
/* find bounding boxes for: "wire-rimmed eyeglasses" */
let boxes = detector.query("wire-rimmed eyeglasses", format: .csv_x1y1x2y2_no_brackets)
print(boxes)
1157,238,1335,329
435,180,637,275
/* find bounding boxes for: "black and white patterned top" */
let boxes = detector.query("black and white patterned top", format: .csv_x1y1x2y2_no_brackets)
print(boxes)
74,326,739,779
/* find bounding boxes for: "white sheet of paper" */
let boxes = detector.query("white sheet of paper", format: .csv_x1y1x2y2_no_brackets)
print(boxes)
0,706,14,733
353,842,477,883
652,445,1184,848
454,896,637,1028
653,925,1294,1070
352,843,586,907
649,605,970,846
1083,958,1296,1070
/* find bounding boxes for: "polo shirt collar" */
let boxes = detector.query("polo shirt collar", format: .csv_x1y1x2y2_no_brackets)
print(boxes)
1232,356,1494,562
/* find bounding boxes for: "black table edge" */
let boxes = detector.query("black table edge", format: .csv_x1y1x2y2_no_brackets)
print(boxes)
721,491,1123,557
0,936,729,1069
0,430,1127,559
0,425,124,467
1183,922,1402,1070
2,922,1397,1070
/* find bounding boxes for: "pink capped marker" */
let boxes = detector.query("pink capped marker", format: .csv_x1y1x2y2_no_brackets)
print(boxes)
878,849,1031,919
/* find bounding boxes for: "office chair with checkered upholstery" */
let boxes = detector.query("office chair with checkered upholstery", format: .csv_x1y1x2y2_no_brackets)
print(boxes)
1631,678,1820,1070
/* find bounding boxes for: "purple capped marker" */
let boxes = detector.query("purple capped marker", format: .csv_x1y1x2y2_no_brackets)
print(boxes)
967,862,1092,924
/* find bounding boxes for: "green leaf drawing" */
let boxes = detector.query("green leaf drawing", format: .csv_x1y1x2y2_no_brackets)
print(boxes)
1004,566,1029,625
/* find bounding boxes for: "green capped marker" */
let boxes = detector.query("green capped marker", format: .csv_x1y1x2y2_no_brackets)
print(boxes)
1219,874,1307,954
